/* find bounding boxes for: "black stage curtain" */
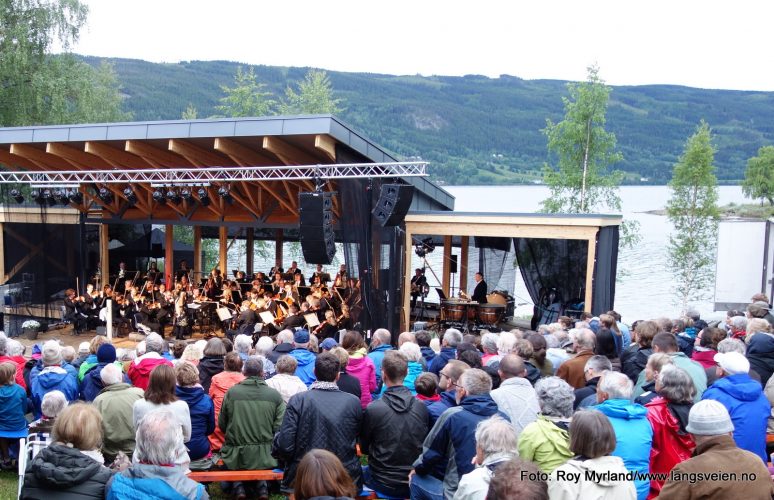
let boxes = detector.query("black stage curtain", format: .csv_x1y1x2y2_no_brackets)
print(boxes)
473,237,513,296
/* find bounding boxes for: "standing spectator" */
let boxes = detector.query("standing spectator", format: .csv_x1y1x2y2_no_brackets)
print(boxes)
31,340,78,417
416,372,440,407
273,353,363,491
254,336,277,377
702,351,770,463
428,360,470,425
289,329,317,386
518,377,574,473
361,351,429,498
21,403,113,499
659,400,774,499
208,352,245,452
392,341,423,395
454,416,518,500
548,411,636,500
490,354,540,436
745,319,774,385
595,371,652,500
368,328,394,395
691,327,726,369
556,329,596,389
266,354,308,403
106,410,208,500
527,334,554,378
621,321,657,383
132,364,192,470
485,458,548,500
93,363,144,463
429,328,463,376
342,330,376,408
329,347,361,400
416,330,436,366
634,353,673,406
644,365,696,497
175,362,215,462
293,449,358,500
411,369,507,500
127,333,173,390
220,356,285,499
480,333,500,366
198,338,226,393
634,333,707,402
0,361,27,469
573,355,612,410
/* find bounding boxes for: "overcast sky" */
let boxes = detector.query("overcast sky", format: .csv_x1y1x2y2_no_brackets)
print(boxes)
72,0,774,91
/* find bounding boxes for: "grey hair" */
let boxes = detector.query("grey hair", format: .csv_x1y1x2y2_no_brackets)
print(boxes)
459,368,492,395
717,338,746,355
0,336,6,356
243,355,264,377
100,363,124,386
535,376,574,418
135,341,146,357
544,334,560,349
373,328,392,346
7,339,24,357
41,390,68,418
234,334,252,354
573,328,596,350
496,331,517,355
134,410,183,465
598,371,633,400
657,365,696,404
730,316,748,331
443,328,463,348
255,336,275,356
399,342,422,363
277,329,295,344
275,355,298,374
475,415,518,458
61,346,76,362
145,333,164,354
481,332,499,354
585,355,612,375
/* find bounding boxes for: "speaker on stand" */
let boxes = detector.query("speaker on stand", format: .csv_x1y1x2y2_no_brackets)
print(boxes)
372,183,415,227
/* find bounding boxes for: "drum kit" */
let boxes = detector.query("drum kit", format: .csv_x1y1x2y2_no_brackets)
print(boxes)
440,290,508,332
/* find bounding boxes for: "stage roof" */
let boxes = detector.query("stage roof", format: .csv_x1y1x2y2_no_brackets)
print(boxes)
0,115,454,227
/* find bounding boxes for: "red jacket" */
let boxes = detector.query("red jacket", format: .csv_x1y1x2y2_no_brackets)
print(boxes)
127,355,172,390
645,397,695,499
208,370,245,451
691,349,717,369
0,355,27,390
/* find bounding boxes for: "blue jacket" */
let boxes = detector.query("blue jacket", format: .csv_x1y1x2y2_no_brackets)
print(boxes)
80,362,130,402
420,346,436,365
702,373,771,463
428,347,456,376
107,462,207,500
595,398,653,500
30,361,78,385
176,385,216,461
379,361,422,396
368,344,393,395
427,390,457,426
31,367,79,418
0,384,28,435
289,348,317,386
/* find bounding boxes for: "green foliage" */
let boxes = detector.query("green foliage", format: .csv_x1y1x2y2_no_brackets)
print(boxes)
667,121,719,311
215,66,275,118
279,69,343,115
742,146,774,205
181,103,198,119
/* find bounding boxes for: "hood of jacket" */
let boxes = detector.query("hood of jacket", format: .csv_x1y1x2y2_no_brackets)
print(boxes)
347,355,372,374
711,373,763,402
118,462,202,499
563,455,630,487
175,384,206,406
370,344,392,355
291,348,316,367
747,332,774,355
380,385,416,413
596,398,648,420
30,443,105,488
130,356,168,379
274,342,294,355
459,393,501,417
407,361,423,379
198,356,223,374
37,367,70,390
439,389,457,407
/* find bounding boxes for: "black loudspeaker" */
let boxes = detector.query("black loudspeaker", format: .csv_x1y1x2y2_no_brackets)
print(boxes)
299,192,336,264
372,183,414,227
449,255,458,274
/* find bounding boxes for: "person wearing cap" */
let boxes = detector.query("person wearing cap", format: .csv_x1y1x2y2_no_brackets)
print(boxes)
747,300,774,328
659,400,774,499
80,343,130,402
701,351,770,463
289,329,317,387
320,338,338,352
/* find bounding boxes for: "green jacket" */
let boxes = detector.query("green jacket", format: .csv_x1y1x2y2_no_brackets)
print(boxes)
92,382,145,461
517,415,573,473
219,376,285,470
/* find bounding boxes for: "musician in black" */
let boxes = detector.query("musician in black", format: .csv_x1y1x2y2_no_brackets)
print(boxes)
281,303,306,330
175,260,190,282
115,262,128,293
410,268,428,310
226,301,257,341
471,272,488,304
64,288,87,335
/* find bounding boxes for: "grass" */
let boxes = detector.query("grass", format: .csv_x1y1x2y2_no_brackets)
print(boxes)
719,202,774,219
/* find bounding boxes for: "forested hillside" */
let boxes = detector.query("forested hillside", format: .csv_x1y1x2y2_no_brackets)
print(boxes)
85,57,774,185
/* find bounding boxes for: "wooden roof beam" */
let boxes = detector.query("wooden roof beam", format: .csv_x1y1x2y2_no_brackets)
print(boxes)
9,144,66,170
46,143,109,169
213,137,275,167
0,148,42,171
262,136,320,166
125,141,194,168
168,139,232,167
315,134,337,162
85,142,155,169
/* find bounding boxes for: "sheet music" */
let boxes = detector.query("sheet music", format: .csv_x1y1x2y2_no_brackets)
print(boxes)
259,311,276,324
304,313,321,328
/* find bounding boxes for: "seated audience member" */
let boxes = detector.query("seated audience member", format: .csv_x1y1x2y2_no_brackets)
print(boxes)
393,341,424,394
268,329,295,364
707,338,761,386
644,365,696,497
233,334,252,361
511,339,540,385
80,343,129,402
702,351,770,463
361,351,429,498
341,330,376,408
484,331,516,369
174,362,215,462
273,353,363,492
573,355,612,410
254,336,277,377
621,320,657,383
220,356,285,499
595,371,652,500
527,334,554,378
594,326,623,372
691,327,726,369
411,369,507,500
490,354,539,436
659,400,774,499
197,338,226,393
416,330,436,365
518,376,574,473
429,328,463,376
556,328,596,389
368,329,395,392
485,458,548,500
132,364,192,469
93,363,144,463
745,318,774,384
21,403,112,499
548,410,636,499
428,360,470,425
634,332,706,402
106,410,208,500
208,351,245,452
266,354,308,404
0,336,26,389
480,333,500,367
77,336,109,382
329,347,361,400
28,390,68,452
293,449,358,500
0,361,27,469
31,340,79,417
634,353,674,406
127,333,173,390
454,416,517,500
415,372,440,407
289,329,317,387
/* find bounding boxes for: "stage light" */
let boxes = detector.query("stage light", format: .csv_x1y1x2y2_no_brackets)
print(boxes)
123,187,137,206
152,189,166,205
166,188,181,205
415,237,436,258
180,188,193,202
217,185,233,205
197,187,210,207
53,189,69,205
31,189,46,206
68,190,83,204
10,189,24,203
98,187,113,203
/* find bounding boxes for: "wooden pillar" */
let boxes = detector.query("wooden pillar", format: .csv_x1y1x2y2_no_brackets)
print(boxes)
0,223,5,284
99,224,109,288
219,227,228,275
275,229,283,269
165,225,174,285
246,227,254,276
402,228,414,332
460,236,469,295
442,235,452,297
584,232,598,314
193,226,202,283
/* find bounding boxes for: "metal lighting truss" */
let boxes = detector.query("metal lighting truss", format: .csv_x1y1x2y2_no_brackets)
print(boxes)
0,162,428,187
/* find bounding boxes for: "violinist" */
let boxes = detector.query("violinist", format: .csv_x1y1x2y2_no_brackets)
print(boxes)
333,264,347,288
314,309,339,340
210,268,224,291
279,283,298,306
135,295,161,336
281,303,306,330
146,261,160,285
338,303,353,331
64,288,87,335
311,264,329,286
226,300,257,341
115,262,128,293
292,269,305,287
